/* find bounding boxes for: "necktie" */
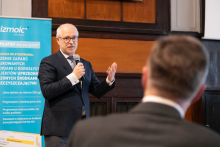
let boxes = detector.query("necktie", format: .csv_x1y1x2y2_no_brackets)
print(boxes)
67,56,76,69
67,56,74,62
68,57,85,115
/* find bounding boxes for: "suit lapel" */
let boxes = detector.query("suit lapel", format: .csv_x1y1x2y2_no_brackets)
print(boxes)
56,50,73,73
56,51,81,93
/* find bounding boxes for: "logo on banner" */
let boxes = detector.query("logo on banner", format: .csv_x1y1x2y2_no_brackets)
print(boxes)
0,26,28,34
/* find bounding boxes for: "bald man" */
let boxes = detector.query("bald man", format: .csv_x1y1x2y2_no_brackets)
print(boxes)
38,23,117,147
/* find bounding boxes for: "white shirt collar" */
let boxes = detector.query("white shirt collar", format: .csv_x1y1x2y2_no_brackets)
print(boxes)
60,49,75,59
142,95,185,118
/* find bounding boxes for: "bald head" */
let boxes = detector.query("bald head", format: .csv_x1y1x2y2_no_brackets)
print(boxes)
56,23,79,56
56,23,78,38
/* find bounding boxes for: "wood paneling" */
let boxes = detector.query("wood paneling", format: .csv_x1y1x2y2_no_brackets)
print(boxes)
202,91,220,133
77,38,153,73
32,0,48,18
52,30,161,41
89,73,202,122
185,106,192,122
90,97,111,116
33,0,170,35
183,99,202,123
49,0,170,35
52,37,59,54
78,31,160,41
192,98,202,124
86,0,121,21
123,0,156,23
48,0,85,19
90,73,143,98
52,37,154,73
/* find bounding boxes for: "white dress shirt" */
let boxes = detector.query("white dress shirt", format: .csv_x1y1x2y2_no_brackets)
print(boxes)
60,49,114,86
60,49,79,86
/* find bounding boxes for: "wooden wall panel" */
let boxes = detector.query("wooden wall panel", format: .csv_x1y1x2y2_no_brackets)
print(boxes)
52,37,58,54
86,0,121,21
185,98,203,123
48,0,85,19
185,106,192,122
32,0,48,18
90,73,143,98
52,37,154,73
123,0,156,23
203,91,220,133
91,73,200,123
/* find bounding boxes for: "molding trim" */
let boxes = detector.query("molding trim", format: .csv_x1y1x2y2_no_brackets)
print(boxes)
52,30,161,41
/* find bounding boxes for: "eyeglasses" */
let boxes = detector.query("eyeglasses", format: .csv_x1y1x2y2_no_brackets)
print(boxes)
58,36,79,43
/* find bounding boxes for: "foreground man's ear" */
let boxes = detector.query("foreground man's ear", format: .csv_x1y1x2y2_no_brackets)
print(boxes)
142,66,148,90
191,84,206,104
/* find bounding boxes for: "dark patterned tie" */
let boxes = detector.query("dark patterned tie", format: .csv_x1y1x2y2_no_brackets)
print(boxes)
67,56,76,69
67,56,74,62
68,57,85,115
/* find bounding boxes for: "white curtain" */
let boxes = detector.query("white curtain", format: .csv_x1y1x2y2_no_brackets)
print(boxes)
204,0,220,40
1,0,31,17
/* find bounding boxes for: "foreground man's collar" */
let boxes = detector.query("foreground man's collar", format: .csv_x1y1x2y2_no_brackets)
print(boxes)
142,95,185,118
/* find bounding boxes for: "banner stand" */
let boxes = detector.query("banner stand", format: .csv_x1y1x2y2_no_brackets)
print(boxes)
0,16,51,147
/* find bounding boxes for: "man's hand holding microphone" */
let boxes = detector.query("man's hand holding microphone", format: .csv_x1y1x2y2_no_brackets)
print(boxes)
72,54,117,83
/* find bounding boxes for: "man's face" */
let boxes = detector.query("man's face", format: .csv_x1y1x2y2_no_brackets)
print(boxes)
56,24,78,56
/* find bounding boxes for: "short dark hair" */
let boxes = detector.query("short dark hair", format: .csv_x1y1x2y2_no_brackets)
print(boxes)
148,35,209,99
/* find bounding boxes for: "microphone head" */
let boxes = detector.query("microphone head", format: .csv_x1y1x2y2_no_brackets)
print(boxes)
74,54,80,61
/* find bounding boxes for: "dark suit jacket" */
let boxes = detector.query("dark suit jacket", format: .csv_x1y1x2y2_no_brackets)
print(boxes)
68,102,220,147
38,50,114,137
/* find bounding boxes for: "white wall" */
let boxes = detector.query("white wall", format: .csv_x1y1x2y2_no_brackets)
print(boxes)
0,0,2,16
0,0,31,17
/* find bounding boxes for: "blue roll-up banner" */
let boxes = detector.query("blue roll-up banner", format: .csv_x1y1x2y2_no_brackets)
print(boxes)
0,17,51,147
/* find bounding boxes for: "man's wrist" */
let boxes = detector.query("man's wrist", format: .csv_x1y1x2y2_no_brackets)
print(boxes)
106,77,115,86
67,73,80,85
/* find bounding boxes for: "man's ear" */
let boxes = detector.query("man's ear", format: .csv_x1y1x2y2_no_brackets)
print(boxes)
142,66,148,89
191,84,206,104
56,37,60,45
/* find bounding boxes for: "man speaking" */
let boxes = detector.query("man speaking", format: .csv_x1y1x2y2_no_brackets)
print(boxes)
38,23,117,147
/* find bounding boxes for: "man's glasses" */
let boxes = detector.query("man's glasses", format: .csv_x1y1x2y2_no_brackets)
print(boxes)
58,36,78,43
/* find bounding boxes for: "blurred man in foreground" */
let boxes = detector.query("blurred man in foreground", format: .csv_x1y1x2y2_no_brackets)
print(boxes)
67,35,220,147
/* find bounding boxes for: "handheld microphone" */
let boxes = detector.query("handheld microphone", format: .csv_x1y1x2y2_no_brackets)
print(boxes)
74,54,85,81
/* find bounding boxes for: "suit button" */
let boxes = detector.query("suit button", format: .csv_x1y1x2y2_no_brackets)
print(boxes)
79,106,82,109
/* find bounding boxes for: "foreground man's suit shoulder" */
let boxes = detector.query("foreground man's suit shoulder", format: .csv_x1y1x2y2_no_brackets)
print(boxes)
67,103,220,147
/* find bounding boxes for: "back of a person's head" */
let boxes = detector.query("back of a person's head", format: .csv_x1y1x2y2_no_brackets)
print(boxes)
148,35,209,100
